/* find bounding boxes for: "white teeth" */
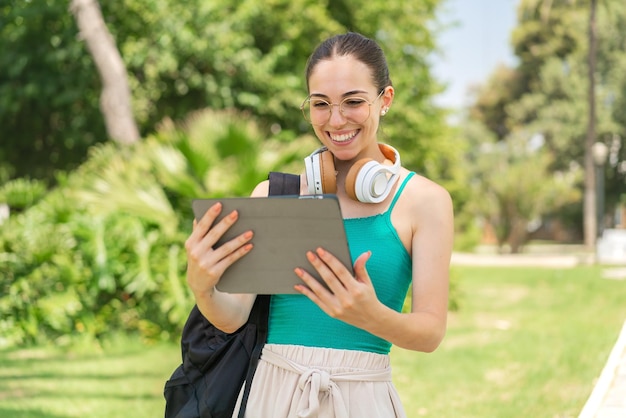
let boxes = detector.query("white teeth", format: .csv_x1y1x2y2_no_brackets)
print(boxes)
330,131,358,142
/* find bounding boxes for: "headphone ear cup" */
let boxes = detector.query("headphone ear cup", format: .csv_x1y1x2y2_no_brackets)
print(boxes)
319,150,337,194
345,158,373,201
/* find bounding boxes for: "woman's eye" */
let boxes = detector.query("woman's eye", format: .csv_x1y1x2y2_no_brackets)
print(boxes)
343,98,366,107
312,101,330,109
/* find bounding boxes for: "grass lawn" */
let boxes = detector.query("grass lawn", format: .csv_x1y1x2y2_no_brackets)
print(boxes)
0,337,180,418
1,265,625,417
392,265,626,417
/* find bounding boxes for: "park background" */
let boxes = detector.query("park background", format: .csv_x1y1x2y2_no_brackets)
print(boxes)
1,0,626,417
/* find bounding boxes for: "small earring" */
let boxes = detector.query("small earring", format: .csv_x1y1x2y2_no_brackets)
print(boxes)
381,108,388,116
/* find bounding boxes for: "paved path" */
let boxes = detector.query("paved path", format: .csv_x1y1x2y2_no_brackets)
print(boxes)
578,320,626,418
450,252,582,268
451,252,626,418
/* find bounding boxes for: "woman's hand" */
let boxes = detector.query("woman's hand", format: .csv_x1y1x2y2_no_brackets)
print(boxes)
185,202,255,298
294,248,381,329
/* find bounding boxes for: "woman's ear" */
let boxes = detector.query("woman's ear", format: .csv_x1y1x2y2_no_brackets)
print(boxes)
382,86,394,112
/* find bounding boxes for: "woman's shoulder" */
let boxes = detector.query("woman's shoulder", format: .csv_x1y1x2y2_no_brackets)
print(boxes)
400,169,453,215
403,169,450,198
250,179,270,197
387,168,453,250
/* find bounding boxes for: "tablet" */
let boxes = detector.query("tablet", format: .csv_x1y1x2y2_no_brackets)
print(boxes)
192,195,353,294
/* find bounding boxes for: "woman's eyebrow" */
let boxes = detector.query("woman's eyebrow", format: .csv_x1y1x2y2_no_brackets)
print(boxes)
309,90,370,99
342,90,369,97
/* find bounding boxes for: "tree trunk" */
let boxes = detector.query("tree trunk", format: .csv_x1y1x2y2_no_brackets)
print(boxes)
508,218,528,254
583,0,597,250
70,0,140,144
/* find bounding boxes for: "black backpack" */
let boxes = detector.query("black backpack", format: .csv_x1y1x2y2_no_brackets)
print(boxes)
164,172,300,418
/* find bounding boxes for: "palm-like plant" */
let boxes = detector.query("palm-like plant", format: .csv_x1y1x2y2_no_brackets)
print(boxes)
0,108,316,348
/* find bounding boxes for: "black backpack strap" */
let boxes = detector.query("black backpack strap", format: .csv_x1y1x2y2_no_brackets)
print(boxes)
268,171,301,196
238,172,300,418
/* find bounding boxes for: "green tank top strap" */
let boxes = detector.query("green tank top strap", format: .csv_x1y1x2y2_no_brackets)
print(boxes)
387,171,415,214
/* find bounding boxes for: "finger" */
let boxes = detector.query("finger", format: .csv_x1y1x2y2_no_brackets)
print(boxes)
313,247,361,290
294,268,334,314
195,209,247,256
304,250,349,296
188,202,222,245
187,206,253,266
352,251,373,284
295,265,334,296
211,230,255,263
211,241,255,276
191,240,254,290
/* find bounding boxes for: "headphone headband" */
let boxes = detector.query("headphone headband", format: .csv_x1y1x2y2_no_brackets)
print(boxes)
304,144,401,203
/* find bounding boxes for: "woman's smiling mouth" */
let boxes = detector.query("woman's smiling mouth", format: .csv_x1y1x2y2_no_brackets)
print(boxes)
329,130,359,143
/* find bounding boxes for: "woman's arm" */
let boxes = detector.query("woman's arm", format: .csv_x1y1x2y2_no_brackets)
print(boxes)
365,181,453,351
185,180,270,333
294,177,453,352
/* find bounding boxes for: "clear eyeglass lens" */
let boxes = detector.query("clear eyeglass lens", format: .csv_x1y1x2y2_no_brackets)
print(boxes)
302,96,372,125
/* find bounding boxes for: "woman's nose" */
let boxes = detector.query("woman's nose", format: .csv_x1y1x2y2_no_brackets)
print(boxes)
328,104,347,126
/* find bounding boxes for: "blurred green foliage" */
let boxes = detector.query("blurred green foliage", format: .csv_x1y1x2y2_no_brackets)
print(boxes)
9,0,623,346
0,109,315,348
469,0,626,245
0,0,453,182
0,0,464,348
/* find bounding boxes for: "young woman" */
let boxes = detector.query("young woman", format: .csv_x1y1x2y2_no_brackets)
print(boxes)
185,32,454,417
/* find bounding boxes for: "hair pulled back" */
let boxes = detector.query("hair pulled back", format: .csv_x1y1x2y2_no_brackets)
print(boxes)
305,32,392,93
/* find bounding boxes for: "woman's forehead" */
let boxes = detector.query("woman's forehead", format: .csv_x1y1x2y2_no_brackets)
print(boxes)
308,56,374,96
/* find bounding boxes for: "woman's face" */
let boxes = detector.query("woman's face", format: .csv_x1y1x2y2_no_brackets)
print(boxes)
306,55,393,162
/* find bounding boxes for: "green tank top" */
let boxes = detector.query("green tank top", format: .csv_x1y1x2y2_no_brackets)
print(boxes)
266,172,415,354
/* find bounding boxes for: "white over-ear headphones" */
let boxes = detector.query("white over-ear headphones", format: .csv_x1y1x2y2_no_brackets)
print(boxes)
304,143,401,203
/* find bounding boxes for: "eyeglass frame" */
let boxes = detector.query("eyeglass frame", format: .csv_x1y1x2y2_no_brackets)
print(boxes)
300,89,386,126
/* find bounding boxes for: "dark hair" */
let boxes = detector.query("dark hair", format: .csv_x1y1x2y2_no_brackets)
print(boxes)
305,32,392,93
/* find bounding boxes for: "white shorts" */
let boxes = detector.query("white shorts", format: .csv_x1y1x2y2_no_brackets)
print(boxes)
233,344,406,418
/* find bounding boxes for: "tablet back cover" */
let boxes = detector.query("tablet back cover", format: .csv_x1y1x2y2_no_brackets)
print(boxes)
191,196,352,294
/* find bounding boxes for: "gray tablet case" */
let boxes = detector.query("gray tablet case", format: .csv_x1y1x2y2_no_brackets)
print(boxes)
191,195,353,294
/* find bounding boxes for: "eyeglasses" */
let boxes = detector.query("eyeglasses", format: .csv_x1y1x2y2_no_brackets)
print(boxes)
300,90,384,126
